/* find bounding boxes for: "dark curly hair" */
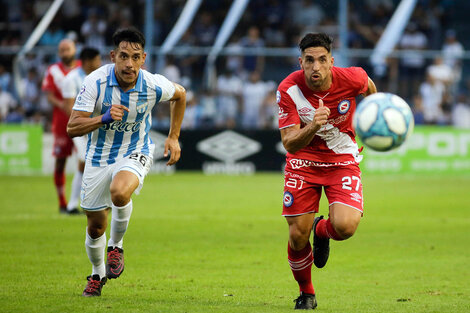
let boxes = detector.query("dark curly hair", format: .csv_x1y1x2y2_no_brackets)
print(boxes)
112,27,146,50
299,33,333,53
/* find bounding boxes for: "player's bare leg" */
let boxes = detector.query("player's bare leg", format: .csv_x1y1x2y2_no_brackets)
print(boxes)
313,203,362,268
83,209,109,296
287,213,315,250
329,203,362,239
286,213,318,310
54,157,68,213
106,171,139,279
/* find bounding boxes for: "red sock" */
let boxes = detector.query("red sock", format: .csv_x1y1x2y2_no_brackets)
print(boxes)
54,169,67,208
288,242,314,295
315,218,344,241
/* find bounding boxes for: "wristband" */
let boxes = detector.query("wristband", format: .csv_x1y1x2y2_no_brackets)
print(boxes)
101,107,114,124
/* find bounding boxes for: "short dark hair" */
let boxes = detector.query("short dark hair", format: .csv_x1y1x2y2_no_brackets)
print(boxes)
299,33,333,53
112,27,146,50
79,47,100,61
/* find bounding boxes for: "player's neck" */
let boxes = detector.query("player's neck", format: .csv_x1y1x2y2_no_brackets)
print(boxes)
115,76,136,92
305,75,332,92
63,60,77,70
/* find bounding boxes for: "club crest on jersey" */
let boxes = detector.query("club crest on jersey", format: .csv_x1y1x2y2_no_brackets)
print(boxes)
337,100,350,114
136,99,148,114
283,191,294,207
276,90,281,104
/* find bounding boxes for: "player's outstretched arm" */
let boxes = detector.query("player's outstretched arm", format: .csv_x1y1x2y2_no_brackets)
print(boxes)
280,99,330,153
164,83,186,166
67,104,129,137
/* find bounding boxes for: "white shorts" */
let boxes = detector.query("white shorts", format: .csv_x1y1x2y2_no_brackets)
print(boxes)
80,153,153,211
72,135,88,162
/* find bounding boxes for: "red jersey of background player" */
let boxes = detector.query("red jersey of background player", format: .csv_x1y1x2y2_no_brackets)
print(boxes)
42,61,80,136
277,67,368,164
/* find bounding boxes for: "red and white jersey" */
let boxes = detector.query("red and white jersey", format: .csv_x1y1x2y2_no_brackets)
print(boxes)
42,62,79,101
42,61,80,135
277,67,368,164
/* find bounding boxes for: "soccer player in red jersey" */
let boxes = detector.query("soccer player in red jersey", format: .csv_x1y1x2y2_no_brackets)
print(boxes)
277,33,377,310
42,39,81,214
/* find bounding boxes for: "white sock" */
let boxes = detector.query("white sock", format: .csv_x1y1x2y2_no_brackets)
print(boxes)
108,200,133,249
67,171,83,211
85,229,106,278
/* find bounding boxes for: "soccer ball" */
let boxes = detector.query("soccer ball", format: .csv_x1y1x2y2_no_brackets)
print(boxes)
353,92,414,152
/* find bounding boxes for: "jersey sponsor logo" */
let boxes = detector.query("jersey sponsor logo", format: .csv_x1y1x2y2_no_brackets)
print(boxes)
283,191,294,207
289,158,356,169
136,99,148,114
338,100,350,114
102,120,141,133
327,111,350,125
276,90,281,104
286,171,305,181
103,102,111,107
278,107,288,119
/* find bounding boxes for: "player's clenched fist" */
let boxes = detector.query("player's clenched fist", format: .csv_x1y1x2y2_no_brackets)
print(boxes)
101,104,130,124
313,99,330,130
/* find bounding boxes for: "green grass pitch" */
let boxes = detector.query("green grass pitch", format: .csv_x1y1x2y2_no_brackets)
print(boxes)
1,173,469,312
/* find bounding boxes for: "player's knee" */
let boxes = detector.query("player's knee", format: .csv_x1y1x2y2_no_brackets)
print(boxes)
289,226,311,250
334,221,358,239
110,186,131,207
87,222,107,238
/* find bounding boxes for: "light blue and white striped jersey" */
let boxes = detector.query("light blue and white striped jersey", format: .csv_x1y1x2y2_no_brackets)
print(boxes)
72,64,175,167
61,66,86,99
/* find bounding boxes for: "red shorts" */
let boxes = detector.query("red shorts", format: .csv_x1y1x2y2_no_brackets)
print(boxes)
51,108,73,158
53,133,74,158
282,158,364,216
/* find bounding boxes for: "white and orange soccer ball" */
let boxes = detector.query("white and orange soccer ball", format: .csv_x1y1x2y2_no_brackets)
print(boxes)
353,92,414,152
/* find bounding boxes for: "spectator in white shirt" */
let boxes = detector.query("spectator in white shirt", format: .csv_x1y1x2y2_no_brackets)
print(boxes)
241,71,276,129
216,69,243,128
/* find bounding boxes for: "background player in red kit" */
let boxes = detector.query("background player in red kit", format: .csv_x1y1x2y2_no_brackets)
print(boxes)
277,33,377,310
42,39,81,214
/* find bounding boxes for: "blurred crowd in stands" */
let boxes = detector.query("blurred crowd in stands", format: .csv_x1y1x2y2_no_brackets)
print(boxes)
0,0,469,129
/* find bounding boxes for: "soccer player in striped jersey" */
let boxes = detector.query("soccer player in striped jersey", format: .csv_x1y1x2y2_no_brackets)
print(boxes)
67,27,186,297
61,47,101,214
277,33,377,309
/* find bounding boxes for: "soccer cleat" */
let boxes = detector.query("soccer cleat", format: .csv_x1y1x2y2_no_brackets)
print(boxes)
59,207,68,214
106,247,124,279
65,208,82,215
293,292,317,310
312,215,330,268
82,274,107,297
